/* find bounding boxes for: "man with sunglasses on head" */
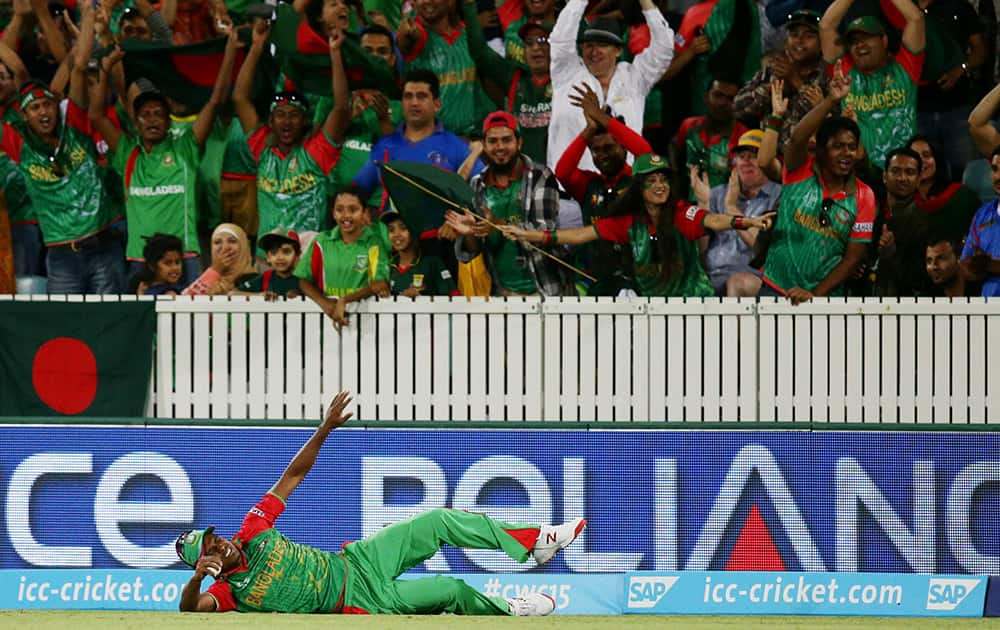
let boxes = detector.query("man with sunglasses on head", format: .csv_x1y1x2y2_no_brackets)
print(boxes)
0,4,124,294
462,0,552,165
758,62,875,304
234,19,350,256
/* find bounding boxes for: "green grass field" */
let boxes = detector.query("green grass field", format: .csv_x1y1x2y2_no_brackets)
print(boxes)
3,612,999,629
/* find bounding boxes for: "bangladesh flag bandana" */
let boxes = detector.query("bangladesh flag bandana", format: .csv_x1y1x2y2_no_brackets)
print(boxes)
0,302,156,417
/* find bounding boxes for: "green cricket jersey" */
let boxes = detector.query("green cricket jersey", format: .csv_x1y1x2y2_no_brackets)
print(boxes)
594,206,715,297
389,253,456,296
763,157,876,293
404,19,490,136
248,126,341,252
0,101,115,244
205,493,346,613
676,116,747,201
482,179,536,294
112,125,202,259
294,225,390,297
837,46,923,168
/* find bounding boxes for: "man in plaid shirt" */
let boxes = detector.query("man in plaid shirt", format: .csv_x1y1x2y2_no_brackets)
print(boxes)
453,111,569,296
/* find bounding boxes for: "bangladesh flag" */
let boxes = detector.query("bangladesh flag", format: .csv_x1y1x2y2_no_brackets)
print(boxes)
0,302,156,417
120,35,280,110
270,3,400,99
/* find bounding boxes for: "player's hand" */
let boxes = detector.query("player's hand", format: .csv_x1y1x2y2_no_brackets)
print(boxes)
786,287,814,305
967,248,991,275
194,554,223,579
800,83,824,109
401,286,422,297
369,91,391,121
569,83,605,125
321,390,353,430
444,210,477,236
331,298,348,328
102,45,125,72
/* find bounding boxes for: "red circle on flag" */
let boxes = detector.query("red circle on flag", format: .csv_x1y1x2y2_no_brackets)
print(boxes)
32,337,98,415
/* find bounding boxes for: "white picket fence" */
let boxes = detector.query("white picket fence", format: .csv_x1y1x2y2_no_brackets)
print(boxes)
4,295,999,423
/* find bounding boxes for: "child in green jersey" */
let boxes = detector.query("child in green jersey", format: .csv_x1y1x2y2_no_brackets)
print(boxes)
296,189,390,327
177,391,584,616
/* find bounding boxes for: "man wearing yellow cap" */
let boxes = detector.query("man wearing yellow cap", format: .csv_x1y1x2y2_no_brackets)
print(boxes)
695,129,781,296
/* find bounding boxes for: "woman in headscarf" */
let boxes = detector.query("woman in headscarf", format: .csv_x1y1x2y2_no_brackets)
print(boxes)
183,223,257,295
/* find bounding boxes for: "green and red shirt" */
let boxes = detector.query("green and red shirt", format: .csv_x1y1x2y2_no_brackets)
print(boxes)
249,126,341,253
834,46,923,168
112,125,202,260
763,157,876,293
0,100,116,245
294,225,390,297
594,204,715,297
389,253,457,296
404,19,490,136
675,116,747,200
482,177,536,294
205,493,346,613
506,72,552,165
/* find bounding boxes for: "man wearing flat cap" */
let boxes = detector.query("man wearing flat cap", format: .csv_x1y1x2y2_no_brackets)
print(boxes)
547,0,674,172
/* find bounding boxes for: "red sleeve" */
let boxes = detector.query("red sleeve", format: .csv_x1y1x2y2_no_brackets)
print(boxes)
403,19,429,62
205,581,237,612
673,201,708,240
628,23,650,56
304,130,341,175
0,122,23,162
554,133,593,202
894,46,924,83
247,126,271,162
674,117,700,148
849,180,876,242
782,155,815,185
608,118,652,157
233,493,286,546
594,214,635,243
65,99,92,135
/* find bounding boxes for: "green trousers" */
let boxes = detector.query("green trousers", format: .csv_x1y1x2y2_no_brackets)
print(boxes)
340,508,539,615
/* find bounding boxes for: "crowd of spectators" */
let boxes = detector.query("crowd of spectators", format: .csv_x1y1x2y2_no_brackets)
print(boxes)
0,0,998,320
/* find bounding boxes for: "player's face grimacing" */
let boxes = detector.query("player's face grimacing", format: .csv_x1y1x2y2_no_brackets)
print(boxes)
202,533,243,573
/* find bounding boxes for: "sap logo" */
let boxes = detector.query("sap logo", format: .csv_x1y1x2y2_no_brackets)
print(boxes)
926,578,981,611
627,576,679,609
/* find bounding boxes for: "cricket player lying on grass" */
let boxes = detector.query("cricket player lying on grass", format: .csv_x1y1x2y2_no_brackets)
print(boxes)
175,391,586,616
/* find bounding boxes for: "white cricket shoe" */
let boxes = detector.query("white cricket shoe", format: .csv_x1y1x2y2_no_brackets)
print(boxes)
532,517,587,565
507,592,556,616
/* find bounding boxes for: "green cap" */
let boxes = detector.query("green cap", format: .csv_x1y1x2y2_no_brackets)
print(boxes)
844,15,885,37
632,153,673,176
175,526,214,567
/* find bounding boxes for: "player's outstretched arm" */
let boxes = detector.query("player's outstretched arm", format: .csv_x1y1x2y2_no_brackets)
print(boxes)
269,391,353,501
179,558,221,612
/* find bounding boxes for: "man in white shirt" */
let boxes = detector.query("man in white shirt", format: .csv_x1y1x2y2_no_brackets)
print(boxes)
547,0,673,172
